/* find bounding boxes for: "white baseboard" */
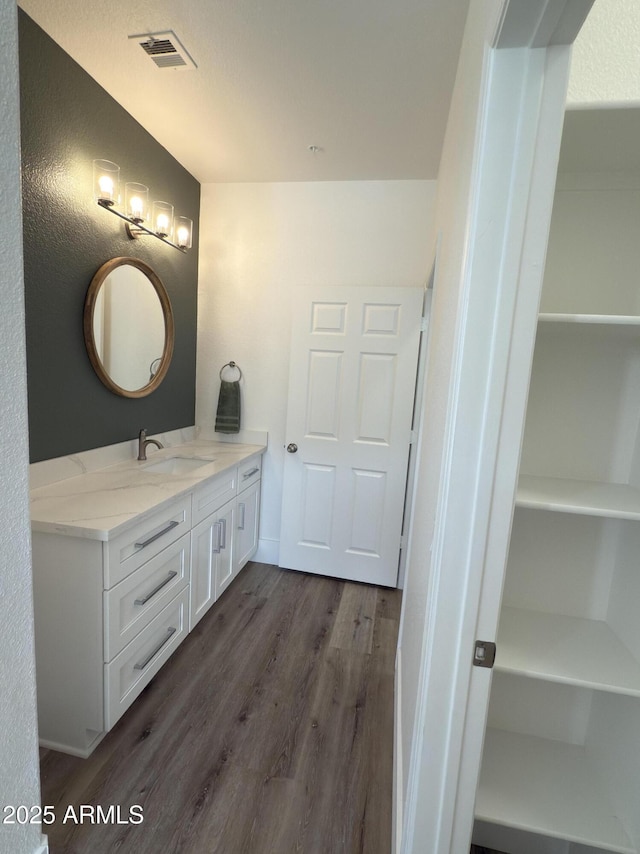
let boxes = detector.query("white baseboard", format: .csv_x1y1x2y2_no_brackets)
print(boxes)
393,648,403,854
33,839,49,854
255,537,279,565
39,732,104,759
473,820,571,854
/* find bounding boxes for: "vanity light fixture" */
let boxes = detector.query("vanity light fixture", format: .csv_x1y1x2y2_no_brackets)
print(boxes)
92,159,194,252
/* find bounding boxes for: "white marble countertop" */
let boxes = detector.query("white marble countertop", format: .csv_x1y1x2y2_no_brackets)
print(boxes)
30,440,265,541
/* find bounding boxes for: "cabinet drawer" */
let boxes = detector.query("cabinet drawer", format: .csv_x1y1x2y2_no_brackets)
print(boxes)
104,496,191,588
238,456,262,492
192,470,237,526
104,533,190,661
104,587,188,730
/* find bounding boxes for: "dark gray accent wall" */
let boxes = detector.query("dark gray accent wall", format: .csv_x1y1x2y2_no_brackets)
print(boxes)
19,11,200,462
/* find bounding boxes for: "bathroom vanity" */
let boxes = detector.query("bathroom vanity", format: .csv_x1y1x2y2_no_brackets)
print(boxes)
30,439,264,757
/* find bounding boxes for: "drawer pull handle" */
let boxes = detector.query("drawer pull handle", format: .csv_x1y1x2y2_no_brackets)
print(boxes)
242,467,259,480
134,571,178,606
220,517,227,550
212,521,222,554
134,520,179,550
238,502,246,531
134,627,177,671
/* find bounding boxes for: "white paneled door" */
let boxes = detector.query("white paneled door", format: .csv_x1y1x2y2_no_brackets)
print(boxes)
279,286,423,586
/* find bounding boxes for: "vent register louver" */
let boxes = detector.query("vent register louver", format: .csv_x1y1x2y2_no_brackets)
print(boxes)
128,31,197,70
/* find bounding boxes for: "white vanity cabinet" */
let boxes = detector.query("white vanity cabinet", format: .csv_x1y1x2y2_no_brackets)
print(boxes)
235,457,262,574
190,456,262,629
30,442,264,757
190,456,262,628
32,495,192,757
190,465,237,629
235,479,261,574
190,499,236,629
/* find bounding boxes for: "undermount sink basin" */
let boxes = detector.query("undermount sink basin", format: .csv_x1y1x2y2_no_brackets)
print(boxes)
143,456,214,475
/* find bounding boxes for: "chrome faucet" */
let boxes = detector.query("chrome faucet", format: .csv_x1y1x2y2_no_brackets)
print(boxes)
137,428,164,461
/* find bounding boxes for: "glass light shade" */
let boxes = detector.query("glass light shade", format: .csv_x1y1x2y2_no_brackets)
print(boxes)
125,183,149,223
175,216,193,250
152,201,173,238
93,159,120,206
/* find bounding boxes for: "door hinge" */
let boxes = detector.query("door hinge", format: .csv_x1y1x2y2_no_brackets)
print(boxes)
420,316,428,332
409,429,418,444
473,640,496,669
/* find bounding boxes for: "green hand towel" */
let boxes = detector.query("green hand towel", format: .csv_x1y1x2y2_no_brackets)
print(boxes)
215,379,241,434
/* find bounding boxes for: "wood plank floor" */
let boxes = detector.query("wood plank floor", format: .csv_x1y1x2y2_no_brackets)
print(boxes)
39,562,402,854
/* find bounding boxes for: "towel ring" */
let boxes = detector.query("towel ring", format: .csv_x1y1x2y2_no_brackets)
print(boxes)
219,361,243,381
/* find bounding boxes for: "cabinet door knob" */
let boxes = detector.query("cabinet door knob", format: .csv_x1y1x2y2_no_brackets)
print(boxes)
286,443,298,454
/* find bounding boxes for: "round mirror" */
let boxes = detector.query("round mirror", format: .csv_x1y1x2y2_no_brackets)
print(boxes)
83,257,174,397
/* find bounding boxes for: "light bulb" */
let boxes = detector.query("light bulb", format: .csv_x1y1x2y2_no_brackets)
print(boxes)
93,160,119,206
175,216,193,249
151,201,173,238
130,196,143,218
124,183,148,223
98,175,114,200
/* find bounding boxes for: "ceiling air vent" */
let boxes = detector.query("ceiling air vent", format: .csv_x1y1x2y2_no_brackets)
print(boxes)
128,30,197,71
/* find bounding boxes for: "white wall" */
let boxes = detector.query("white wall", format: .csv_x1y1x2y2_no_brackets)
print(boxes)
0,2,46,853
542,173,640,315
568,0,640,105
196,179,436,561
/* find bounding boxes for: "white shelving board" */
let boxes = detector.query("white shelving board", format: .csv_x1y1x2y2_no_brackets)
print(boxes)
496,607,640,697
539,313,640,327
517,475,640,520
476,729,635,853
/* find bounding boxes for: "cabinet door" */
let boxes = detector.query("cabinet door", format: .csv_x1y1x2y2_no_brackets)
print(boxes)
190,513,219,629
215,500,236,598
235,480,260,574
190,500,237,629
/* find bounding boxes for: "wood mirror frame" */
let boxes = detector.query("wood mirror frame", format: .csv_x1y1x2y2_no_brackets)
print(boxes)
83,256,175,398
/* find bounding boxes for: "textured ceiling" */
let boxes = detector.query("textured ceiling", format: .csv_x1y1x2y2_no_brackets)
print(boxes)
18,0,470,184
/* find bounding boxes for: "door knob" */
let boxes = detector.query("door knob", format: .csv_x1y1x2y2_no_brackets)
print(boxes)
286,443,298,454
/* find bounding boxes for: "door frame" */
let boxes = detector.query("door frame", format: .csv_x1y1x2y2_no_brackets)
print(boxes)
398,1,595,852
397,253,436,591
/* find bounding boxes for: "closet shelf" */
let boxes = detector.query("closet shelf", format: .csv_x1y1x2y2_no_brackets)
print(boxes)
538,312,640,326
476,728,634,854
517,475,640,520
496,607,640,697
